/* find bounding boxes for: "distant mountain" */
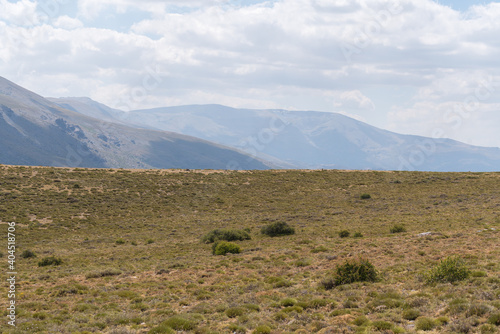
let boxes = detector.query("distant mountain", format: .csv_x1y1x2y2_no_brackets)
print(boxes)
49,100,500,172
0,77,270,170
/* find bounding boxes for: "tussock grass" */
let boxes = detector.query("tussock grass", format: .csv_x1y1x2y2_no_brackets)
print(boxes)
0,166,499,333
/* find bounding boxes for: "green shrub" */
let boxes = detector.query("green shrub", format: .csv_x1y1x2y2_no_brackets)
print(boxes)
488,312,500,325
467,304,491,317
307,298,330,309
353,315,369,326
402,309,421,320
353,232,363,238
212,241,241,256
202,228,251,243
225,307,246,318
295,258,312,267
280,298,297,307
372,321,393,330
360,193,371,199
330,309,351,317
38,256,62,267
480,324,498,334
390,224,406,233
282,305,303,313
322,258,378,289
273,312,288,321
252,325,271,334
416,317,437,331
471,270,487,277
115,238,125,245
338,230,350,238
163,315,200,331
426,256,470,283
21,249,37,258
261,222,295,237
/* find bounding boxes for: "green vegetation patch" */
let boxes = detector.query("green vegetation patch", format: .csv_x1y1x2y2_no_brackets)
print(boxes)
202,228,251,243
426,256,470,283
38,256,62,267
212,241,241,255
322,258,378,289
261,221,295,237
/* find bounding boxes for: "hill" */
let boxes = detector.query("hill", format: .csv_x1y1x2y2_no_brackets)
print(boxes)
1,166,499,333
0,76,270,170
49,100,500,172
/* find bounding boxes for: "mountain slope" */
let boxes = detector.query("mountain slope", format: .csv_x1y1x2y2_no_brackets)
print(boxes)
51,101,500,172
0,77,270,170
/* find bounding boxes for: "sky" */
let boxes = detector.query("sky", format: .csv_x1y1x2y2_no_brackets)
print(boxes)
1,0,499,148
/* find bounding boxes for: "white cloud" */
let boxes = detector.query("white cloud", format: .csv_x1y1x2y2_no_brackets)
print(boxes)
1,0,500,147
53,15,83,29
0,0,40,26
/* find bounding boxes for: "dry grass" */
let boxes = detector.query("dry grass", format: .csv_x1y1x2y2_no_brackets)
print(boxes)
0,165,499,333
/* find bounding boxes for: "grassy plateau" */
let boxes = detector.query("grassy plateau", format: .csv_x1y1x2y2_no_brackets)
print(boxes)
0,165,499,334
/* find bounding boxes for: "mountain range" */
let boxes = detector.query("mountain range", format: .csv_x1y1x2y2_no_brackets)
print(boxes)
1,75,499,171
51,97,500,172
0,76,269,170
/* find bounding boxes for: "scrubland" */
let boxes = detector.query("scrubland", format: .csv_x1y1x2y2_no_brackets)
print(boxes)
0,166,499,333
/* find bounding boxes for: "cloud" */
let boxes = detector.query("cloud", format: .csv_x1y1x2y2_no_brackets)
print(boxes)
53,15,83,29
335,90,376,110
1,0,500,147
77,0,230,19
387,73,500,147
0,0,40,26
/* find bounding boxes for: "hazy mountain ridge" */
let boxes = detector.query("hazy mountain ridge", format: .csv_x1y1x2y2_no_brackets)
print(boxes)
50,99,500,172
0,77,270,170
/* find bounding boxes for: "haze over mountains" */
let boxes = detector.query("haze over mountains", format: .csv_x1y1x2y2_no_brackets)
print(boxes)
51,96,500,172
1,76,499,171
0,76,269,170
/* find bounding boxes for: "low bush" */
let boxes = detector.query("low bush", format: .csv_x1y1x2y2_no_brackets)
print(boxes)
338,230,350,238
212,241,241,256
322,258,378,289
261,222,295,237
252,325,271,334
307,298,331,309
466,303,491,317
202,228,251,243
353,315,369,326
488,312,500,326
225,307,246,318
21,249,37,258
360,193,371,199
280,298,297,307
416,317,437,331
162,314,201,331
480,324,498,334
38,256,62,267
390,224,406,233
403,309,421,320
353,232,363,238
372,321,393,330
426,256,470,283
